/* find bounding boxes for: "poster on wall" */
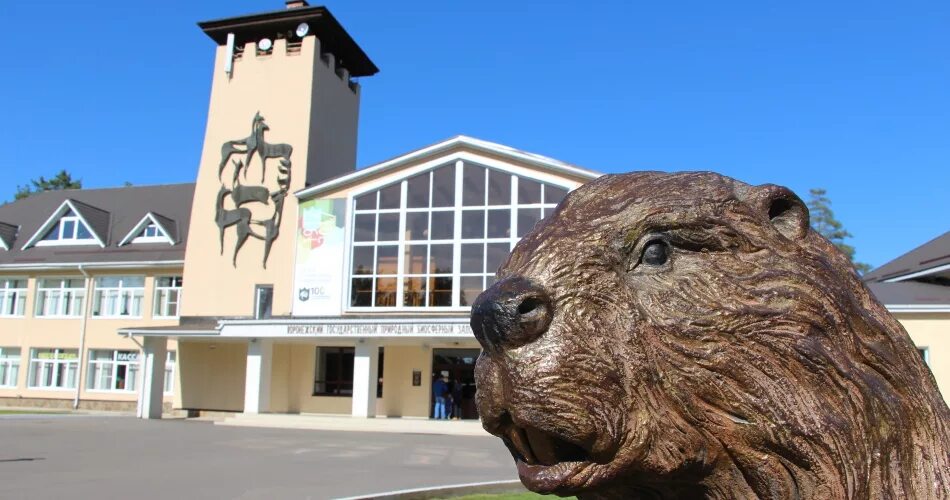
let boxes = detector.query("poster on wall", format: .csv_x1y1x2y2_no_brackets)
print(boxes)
293,198,346,316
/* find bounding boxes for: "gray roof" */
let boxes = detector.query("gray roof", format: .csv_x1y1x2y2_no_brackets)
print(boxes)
0,222,17,250
0,183,194,267
867,281,950,307
864,231,950,282
149,212,179,244
69,198,112,246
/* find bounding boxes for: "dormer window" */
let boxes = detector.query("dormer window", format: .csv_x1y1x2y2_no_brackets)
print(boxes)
131,222,168,243
39,209,94,244
22,200,107,249
141,223,162,238
118,213,175,246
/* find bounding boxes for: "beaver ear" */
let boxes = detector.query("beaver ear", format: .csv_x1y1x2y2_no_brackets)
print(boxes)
745,184,810,240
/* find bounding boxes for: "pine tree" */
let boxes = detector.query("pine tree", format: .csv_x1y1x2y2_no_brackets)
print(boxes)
14,170,82,200
807,188,871,275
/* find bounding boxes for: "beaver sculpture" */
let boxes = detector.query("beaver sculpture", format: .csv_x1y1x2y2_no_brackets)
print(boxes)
471,172,950,499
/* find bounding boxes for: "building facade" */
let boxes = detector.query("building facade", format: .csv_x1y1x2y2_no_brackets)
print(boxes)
864,231,950,397
0,183,192,411
0,2,944,419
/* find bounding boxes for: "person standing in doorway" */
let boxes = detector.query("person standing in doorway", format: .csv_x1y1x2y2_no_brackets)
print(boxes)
432,374,448,419
451,378,463,419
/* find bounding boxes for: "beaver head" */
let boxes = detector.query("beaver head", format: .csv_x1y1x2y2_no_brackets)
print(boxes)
472,172,950,499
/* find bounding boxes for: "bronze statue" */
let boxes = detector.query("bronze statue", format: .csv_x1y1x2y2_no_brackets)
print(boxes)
471,172,950,499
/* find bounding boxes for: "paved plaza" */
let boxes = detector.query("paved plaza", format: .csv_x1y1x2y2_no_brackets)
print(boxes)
0,414,517,499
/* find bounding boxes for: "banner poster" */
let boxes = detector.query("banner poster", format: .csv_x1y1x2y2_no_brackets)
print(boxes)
293,198,346,316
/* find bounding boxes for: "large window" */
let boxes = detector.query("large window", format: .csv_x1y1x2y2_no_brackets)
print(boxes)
164,351,176,395
39,209,95,244
349,161,568,309
0,348,20,388
312,347,383,396
92,276,145,317
35,278,86,317
313,347,354,396
87,350,139,392
153,277,183,318
0,279,27,317
28,348,79,389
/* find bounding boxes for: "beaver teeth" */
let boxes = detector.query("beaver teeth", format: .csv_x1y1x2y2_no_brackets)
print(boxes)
507,426,537,465
506,424,589,467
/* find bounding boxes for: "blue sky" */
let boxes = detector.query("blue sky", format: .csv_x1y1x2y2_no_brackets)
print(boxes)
2,0,947,269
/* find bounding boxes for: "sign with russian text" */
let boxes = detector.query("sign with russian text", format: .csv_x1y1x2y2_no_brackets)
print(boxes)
217,321,475,338
284,323,472,336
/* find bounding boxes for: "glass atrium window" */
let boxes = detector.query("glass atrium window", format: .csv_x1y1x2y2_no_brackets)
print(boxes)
349,161,570,309
35,278,86,317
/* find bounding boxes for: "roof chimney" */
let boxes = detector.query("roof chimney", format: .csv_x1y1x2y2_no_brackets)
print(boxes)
286,0,309,8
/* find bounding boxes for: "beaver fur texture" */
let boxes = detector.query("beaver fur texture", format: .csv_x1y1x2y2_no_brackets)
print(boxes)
471,172,950,499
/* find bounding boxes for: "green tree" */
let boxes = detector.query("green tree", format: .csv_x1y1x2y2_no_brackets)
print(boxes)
806,188,871,275
14,170,82,200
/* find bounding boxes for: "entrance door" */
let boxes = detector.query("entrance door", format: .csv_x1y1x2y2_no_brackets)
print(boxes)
432,348,480,419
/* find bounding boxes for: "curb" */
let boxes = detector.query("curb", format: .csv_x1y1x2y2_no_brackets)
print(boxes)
335,479,525,500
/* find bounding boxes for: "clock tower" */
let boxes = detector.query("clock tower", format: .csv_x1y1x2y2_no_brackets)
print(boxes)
181,2,377,318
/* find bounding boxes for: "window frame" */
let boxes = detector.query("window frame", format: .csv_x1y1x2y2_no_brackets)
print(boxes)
34,210,97,247
918,347,930,367
153,276,183,319
313,346,355,396
27,348,79,390
86,349,140,393
345,158,571,312
91,276,146,319
0,347,21,388
35,277,86,318
163,351,176,396
0,278,28,317
119,213,175,246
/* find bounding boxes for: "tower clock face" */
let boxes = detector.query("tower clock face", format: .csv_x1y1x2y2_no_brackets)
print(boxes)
296,22,309,37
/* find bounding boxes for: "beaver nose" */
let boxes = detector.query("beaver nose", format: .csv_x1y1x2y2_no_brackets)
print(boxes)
471,276,552,352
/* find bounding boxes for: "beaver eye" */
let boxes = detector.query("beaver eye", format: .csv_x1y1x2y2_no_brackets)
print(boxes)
641,240,669,266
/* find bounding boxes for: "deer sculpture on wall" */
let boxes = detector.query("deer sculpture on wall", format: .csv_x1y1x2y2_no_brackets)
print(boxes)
214,112,293,268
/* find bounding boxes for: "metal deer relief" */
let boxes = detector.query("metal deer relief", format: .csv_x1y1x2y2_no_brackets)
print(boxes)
471,172,950,499
215,112,292,268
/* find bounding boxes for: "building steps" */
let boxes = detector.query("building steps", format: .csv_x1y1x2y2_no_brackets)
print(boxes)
216,412,491,436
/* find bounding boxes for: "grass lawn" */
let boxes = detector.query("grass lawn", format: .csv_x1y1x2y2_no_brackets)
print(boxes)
0,409,69,415
442,494,575,499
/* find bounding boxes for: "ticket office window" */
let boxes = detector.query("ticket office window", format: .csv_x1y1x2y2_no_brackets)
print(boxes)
87,350,139,392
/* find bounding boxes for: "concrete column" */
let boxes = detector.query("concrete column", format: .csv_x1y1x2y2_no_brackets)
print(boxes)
351,341,379,418
137,336,168,419
243,339,273,414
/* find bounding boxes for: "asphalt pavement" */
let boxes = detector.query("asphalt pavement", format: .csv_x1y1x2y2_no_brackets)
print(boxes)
0,415,517,500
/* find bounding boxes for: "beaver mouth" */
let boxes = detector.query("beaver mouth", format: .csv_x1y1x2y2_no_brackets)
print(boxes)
497,415,603,492
504,424,589,466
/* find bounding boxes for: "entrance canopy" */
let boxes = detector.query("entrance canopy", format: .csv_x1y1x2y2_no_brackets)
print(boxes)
120,316,475,342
